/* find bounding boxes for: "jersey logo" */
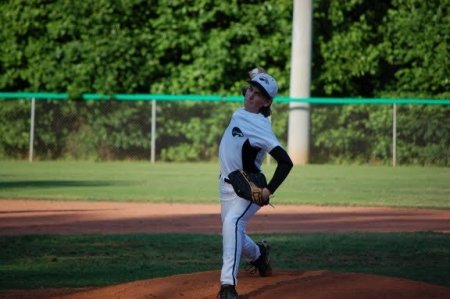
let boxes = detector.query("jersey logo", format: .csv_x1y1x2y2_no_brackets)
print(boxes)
232,127,244,137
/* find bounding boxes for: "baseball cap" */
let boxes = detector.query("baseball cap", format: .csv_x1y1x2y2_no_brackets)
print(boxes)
248,73,278,100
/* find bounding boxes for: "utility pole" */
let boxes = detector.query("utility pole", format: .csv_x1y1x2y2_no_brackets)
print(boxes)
287,0,312,164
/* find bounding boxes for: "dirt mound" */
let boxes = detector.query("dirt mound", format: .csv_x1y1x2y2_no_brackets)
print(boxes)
3,270,449,299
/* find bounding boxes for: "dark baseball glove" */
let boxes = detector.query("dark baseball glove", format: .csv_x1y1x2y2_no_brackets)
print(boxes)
225,170,269,206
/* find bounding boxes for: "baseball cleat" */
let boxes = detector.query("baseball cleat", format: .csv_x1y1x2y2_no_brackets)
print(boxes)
248,240,272,277
217,284,238,299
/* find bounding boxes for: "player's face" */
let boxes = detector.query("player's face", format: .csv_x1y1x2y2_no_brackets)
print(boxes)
244,84,271,113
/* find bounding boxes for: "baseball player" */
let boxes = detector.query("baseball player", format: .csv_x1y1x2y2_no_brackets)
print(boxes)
217,68,293,298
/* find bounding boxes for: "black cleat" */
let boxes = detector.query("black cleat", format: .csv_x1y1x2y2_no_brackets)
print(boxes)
248,240,272,277
217,284,238,299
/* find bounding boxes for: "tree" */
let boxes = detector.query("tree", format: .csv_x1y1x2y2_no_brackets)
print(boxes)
0,0,448,164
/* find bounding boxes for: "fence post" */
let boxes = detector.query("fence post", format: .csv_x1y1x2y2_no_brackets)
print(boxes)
150,99,156,164
392,103,397,167
28,97,36,162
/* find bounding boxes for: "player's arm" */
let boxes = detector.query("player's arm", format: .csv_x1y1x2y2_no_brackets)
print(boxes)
265,146,293,195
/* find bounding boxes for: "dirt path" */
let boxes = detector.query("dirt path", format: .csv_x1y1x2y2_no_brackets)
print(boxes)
1,199,449,299
1,199,449,235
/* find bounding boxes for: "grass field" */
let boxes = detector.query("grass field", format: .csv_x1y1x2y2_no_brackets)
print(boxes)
1,161,449,290
1,161,449,208
1,233,449,289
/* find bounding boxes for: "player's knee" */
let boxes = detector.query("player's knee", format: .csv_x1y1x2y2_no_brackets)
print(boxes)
222,215,238,228
223,216,247,233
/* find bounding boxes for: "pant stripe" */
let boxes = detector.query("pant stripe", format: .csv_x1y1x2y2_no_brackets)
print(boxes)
231,202,253,285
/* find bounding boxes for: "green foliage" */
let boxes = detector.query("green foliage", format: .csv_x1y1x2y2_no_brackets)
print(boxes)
380,0,450,96
313,0,390,96
310,0,449,165
0,0,448,164
311,105,393,164
157,102,237,161
0,100,30,158
396,105,450,165
0,0,159,95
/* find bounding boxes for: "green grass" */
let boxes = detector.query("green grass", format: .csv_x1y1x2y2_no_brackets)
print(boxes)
0,161,449,208
0,233,449,289
1,161,449,289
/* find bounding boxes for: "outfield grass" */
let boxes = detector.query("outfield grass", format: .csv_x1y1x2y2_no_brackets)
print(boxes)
1,161,449,208
0,233,448,289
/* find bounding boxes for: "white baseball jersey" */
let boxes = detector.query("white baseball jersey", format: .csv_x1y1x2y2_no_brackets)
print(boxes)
219,108,280,178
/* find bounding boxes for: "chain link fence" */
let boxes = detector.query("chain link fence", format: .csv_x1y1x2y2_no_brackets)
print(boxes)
2,99,151,161
1,94,449,165
1,98,243,162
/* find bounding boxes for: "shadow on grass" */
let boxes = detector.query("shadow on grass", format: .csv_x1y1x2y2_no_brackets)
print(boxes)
0,180,117,189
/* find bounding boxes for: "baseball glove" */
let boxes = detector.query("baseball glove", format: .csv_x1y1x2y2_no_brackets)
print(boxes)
225,170,269,206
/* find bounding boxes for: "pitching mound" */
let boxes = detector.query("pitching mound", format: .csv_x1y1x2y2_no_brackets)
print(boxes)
3,270,449,299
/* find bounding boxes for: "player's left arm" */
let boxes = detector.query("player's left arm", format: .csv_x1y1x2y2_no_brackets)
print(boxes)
264,146,293,197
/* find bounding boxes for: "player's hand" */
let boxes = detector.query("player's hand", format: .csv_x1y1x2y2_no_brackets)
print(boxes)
262,187,271,202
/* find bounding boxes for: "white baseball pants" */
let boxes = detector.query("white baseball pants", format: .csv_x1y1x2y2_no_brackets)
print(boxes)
219,177,261,286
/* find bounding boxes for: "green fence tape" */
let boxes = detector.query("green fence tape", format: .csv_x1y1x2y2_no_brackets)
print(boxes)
0,92,449,105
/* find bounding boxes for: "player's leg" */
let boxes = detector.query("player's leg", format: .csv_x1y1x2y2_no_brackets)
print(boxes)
220,194,260,286
241,233,260,261
246,239,272,277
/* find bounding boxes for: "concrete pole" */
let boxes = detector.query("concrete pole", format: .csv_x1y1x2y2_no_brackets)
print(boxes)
287,0,312,164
